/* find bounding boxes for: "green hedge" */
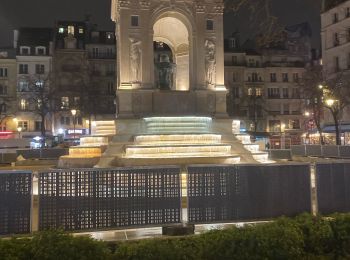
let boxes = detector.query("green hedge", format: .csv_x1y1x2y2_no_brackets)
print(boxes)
1,214,350,260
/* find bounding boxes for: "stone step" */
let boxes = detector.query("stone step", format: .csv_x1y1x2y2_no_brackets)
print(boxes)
125,144,232,158
134,134,222,145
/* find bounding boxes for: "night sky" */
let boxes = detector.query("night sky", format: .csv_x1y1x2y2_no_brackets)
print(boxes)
0,0,321,48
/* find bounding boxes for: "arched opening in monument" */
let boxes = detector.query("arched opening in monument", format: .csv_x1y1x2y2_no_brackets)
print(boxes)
154,41,175,90
153,16,190,91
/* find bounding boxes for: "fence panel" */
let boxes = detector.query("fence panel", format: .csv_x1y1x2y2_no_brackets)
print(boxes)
316,163,350,214
0,171,32,235
39,167,181,231
291,145,306,156
187,164,311,223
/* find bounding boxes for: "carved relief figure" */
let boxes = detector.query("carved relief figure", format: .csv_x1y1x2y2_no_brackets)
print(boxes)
205,39,216,87
130,38,142,82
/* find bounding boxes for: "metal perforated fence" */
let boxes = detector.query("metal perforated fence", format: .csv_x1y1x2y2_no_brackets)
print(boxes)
39,167,181,231
316,163,350,214
0,171,32,235
187,164,311,223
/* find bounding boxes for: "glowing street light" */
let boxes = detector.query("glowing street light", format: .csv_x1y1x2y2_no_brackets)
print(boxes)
17,127,22,139
325,99,335,107
304,111,310,117
71,109,77,142
318,84,324,90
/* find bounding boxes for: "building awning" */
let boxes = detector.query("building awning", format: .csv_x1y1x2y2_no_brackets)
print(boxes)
323,124,350,133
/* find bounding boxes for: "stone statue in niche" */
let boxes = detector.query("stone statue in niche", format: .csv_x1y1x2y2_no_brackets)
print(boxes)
156,54,176,90
130,38,142,83
205,39,216,87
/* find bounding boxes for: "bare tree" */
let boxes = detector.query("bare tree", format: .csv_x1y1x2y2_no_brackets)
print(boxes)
323,72,350,145
301,65,326,145
25,73,57,146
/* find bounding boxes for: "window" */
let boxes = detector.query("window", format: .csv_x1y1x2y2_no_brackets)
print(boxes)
232,72,238,82
334,32,340,46
60,116,70,125
106,64,115,76
333,13,338,23
19,64,28,74
18,81,29,92
347,7,350,18
79,27,84,34
232,56,237,65
35,64,45,74
36,80,44,88
0,103,7,113
77,116,83,125
20,46,30,55
289,119,300,130
248,59,255,67
206,19,214,30
61,97,69,109
248,88,253,96
268,88,280,98
335,56,340,72
37,99,42,109
68,25,75,35
293,73,299,82
131,15,139,27
36,47,46,55
282,73,289,82
282,88,289,98
251,73,258,82
292,88,300,98
229,38,236,49
106,32,114,40
74,96,80,106
18,121,28,131
0,85,7,95
19,99,28,110
58,27,65,33
92,47,99,58
270,73,277,82
232,87,239,98
256,88,262,96
35,121,42,131
283,104,290,115
0,68,8,77
107,82,114,95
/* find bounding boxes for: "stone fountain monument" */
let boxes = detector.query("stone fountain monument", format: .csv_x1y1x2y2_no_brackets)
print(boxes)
90,0,271,168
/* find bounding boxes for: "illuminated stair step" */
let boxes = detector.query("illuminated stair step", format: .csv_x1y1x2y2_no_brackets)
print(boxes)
125,144,232,157
135,134,222,145
124,152,233,158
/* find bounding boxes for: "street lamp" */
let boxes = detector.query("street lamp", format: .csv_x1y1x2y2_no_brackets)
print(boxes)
281,123,286,149
71,109,77,142
325,99,335,107
17,127,22,139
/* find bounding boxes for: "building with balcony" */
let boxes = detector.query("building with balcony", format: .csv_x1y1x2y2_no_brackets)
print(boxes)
225,23,312,146
14,27,53,138
0,47,17,134
321,0,350,130
52,19,116,138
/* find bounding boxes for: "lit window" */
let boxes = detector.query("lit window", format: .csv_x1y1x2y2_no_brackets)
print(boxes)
20,99,27,110
18,81,29,92
256,88,262,96
79,27,84,34
68,25,75,35
106,32,113,39
18,121,28,131
36,81,44,88
206,19,214,30
248,88,253,96
61,97,69,109
59,27,65,33
131,15,139,27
